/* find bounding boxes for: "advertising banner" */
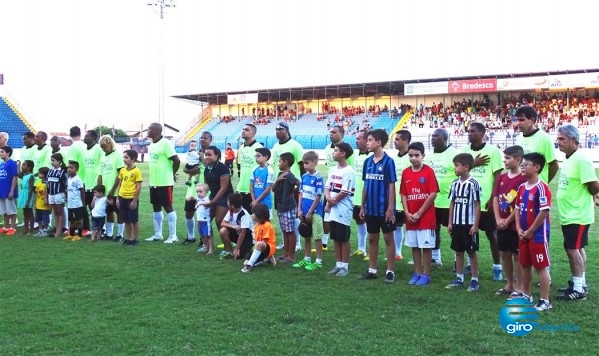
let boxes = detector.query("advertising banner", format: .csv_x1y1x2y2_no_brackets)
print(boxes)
548,72,599,89
404,81,448,95
448,78,497,93
496,76,549,91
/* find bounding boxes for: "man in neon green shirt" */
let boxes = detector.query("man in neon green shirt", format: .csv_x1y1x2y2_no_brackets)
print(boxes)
83,130,104,234
68,126,89,233
145,123,181,244
426,128,458,266
351,130,372,258
555,124,599,301
462,122,504,280
391,130,411,261
33,131,52,171
514,106,558,183
98,135,124,241
321,125,355,250
236,123,262,212
271,122,304,250
18,132,36,174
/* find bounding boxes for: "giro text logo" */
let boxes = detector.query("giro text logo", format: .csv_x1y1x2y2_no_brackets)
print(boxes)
498,298,538,336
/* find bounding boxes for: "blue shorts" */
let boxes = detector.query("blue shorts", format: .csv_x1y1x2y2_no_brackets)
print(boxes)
91,216,106,231
35,209,51,225
198,220,212,237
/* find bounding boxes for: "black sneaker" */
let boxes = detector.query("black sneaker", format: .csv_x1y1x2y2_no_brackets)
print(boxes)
129,240,139,246
182,238,197,245
123,239,131,245
557,289,587,301
358,271,378,280
384,271,395,284
113,235,124,242
557,280,574,293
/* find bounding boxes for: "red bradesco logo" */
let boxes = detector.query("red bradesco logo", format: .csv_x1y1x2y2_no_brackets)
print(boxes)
449,79,497,93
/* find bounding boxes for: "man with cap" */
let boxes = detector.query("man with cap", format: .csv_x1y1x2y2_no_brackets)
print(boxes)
271,122,304,250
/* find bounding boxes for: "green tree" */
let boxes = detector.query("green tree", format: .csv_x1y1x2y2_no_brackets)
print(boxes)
92,125,129,142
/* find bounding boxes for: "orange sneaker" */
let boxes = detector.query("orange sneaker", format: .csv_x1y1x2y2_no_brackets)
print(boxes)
63,235,74,240
5,228,16,236
0,228,9,234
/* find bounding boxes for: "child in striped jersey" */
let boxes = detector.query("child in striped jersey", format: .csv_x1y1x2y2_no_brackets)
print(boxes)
446,153,482,292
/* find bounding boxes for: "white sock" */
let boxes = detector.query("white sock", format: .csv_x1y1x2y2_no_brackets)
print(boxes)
304,257,311,262
582,272,586,287
248,249,262,266
153,211,163,236
394,227,404,257
105,222,114,237
322,233,330,246
342,262,349,269
186,218,195,238
315,258,322,264
493,263,502,270
573,276,584,293
466,255,471,267
118,223,125,237
167,211,177,237
457,274,465,281
357,223,367,252
432,249,441,261
336,261,342,268
294,218,301,243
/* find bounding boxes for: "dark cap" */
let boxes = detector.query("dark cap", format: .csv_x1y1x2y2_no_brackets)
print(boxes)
276,122,289,131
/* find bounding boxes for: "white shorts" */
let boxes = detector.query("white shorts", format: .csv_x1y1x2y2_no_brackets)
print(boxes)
404,229,436,249
0,198,17,215
48,193,66,205
323,211,331,222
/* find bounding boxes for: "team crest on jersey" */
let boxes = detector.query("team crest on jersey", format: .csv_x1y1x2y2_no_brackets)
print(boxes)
528,194,534,201
419,177,425,184
378,166,383,172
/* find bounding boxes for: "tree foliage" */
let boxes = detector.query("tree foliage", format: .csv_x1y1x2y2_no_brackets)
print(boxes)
92,126,129,138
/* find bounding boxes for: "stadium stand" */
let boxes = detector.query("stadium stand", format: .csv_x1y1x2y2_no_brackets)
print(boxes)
0,97,35,147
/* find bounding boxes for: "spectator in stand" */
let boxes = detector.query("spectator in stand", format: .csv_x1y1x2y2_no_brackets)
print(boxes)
224,143,235,176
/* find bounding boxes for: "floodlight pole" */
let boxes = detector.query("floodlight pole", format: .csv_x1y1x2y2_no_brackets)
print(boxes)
147,0,175,126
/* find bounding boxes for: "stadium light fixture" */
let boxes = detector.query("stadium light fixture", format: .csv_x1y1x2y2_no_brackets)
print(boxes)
147,0,175,125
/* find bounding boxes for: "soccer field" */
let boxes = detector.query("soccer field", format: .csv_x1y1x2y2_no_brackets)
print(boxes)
0,163,597,354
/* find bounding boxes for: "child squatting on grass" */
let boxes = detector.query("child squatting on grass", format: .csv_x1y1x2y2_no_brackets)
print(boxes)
241,203,277,272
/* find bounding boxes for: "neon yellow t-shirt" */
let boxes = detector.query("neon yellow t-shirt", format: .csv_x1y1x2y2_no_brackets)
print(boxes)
68,140,87,183
236,141,263,193
20,145,36,165
556,150,598,225
148,137,177,186
426,145,459,209
352,151,372,206
117,166,143,199
84,144,104,189
271,138,304,178
392,152,411,210
100,150,124,192
33,144,52,170
462,143,503,211
516,129,556,183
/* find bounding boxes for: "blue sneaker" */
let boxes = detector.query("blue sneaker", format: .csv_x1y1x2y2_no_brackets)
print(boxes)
415,274,431,286
445,278,464,289
493,267,504,281
467,280,480,292
408,273,421,285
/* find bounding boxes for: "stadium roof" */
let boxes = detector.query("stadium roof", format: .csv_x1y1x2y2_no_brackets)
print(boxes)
172,69,597,106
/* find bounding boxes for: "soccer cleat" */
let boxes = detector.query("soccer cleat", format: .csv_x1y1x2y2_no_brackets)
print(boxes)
71,236,83,241
145,235,163,242
534,299,553,312
493,267,504,281
328,266,341,275
557,290,587,301
359,271,378,280
445,278,464,289
163,236,179,244
305,262,322,271
6,228,16,236
240,265,252,273
384,271,395,284
407,259,414,265
62,235,74,240
467,280,480,292
415,274,431,286
82,230,91,236
311,246,328,253
363,255,370,261
197,246,207,253
113,236,124,242
219,251,233,260
292,260,310,268
217,243,225,249
507,292,533,302
395,255,403,261
0,227,9,234
408,273,421,285
276,242,285,250
335,268,349,277
351,249,366,257
182,238,197,245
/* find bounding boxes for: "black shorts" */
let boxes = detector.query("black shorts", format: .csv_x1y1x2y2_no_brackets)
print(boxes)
68,207,86,223
118,197,139,224
395,211,406,228
330,221,350,242
106,199,119,215
149,186,173,207
185,163,200,171
562,224,589,249
85,190,94,207
478,210,497,232
435,207,449,227
450,225,479,253
240,192,252,212
352,206,364,222
184,198,196,213
229,229,254,257
365,215,395,234
497,229,519,253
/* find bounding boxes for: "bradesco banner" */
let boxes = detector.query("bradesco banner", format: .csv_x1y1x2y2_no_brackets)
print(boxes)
404,81,449,95
448,78,497,93
548,72,599,89
496,76,549,91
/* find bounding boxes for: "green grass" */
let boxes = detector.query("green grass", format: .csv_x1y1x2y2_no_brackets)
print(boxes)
0,163,597,354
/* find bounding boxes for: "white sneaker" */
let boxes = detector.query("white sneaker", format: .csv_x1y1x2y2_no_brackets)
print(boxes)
164,236,179,244
145,235,163,242
17,222,25,227
295,245,302,251
276,243,284,250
